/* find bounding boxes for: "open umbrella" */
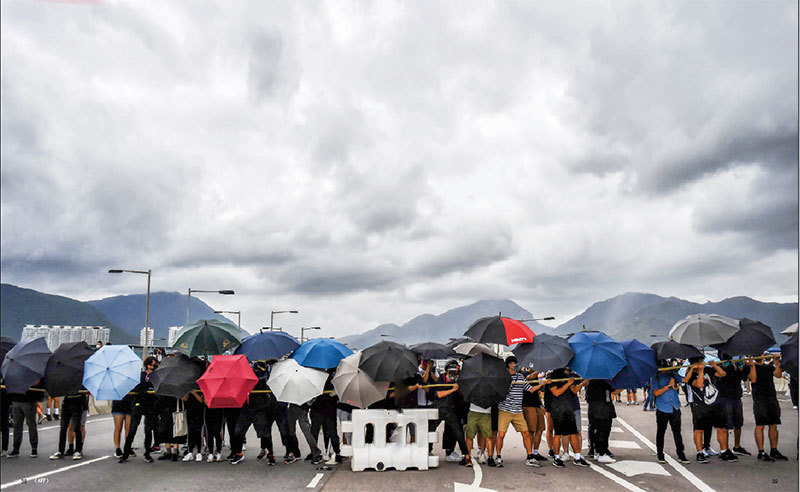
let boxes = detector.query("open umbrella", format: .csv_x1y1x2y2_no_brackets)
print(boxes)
172,319,242,357
234,331,300,362
1,337,52,394
611,339,657,389
780,334,797,377
568,332,626,380
464,316,535,345
458,353,512,408
291,338,353,370
454,342,496,358
331,352,390,408
651,340,703,360
267,358,328,405
711,318,776,357
150,353,205,398
0,337,16,364
83,345,141,400
446,336,475,348
781,323,798,335
197,355,258,408
410,342,457,361
358,341,418,382
669,314,739,347
512,333,574,372
678,352,720,378
44,341,94,397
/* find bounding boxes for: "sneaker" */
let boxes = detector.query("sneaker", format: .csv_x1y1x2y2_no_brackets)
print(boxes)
0,450,6,457
478,451,487,464
225,452,235,461
657,454,666,463
46,414,52,422
54,414,59,421
732,447,751,456
114,448,123,459
72,452,82,460
230,454,244,465
573,457,589,467
157,453,172,461
525,454,541,467
268,454,276,466
7,450,19,458
144,453,153,463
696,452,708,464
30,449,38,458
598,454,615,464
183,452,194,462
214,453,223,462
335,455,346,463
129,450,136,457
37,415,45,424
445,451,461,463
606,451,614,458
49,452,63,460
703,447,719,457
719,450,738,462
195,453,203,462
207,453,215,463
553,457,565,468
312,455,323,465
532,453,548,461
256,451,266,461
284,454,297,464
677,453,690,464
171,453,178,462
770,449,788,461
495,456,503,467
304,453,314,462
548,449,555,458
464,455,473,467
152,445,162,454
487,456,496,467
757,451,775,462
64,447,75,456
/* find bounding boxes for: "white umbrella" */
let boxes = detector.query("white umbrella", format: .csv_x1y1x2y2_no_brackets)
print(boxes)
668,313,739,347
332,352,389,409
781,322,798,335
454,342,495,357
267,358,327,405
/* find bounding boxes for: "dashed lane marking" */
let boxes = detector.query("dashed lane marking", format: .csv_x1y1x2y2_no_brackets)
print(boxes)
607,460,671,477
306,473,324,488
587,462,648,492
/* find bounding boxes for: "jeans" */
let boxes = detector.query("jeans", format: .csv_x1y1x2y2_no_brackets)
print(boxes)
286,404,320,458
11,401,38,452
58,400,84,453
655,409,685,457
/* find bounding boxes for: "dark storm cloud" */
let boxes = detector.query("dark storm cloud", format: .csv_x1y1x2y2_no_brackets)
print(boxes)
277,262,397,295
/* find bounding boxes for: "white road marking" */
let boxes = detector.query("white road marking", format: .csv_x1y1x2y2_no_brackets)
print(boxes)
607,460,671,477
0,455,110,489
611,427,624,433
24,417,113,434
587,462,648,492
454,460,496,492
582,440,640,449
306,473,324,488
616,416,715,492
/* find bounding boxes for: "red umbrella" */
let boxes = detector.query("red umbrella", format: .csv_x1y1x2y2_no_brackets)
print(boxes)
464,316,536,345
197,355,258,408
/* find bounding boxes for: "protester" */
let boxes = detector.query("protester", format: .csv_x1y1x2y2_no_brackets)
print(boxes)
45,396,59,422
183,390,206,462
547,368,588,468
626,388,638,406
111,392,133,459
154,394,185,462
684,359,736,463
49,390,87,460
65,395,88,456
204,403,225,462
310,372,342,462
642,381,655,411
585,379,617,463
747,354,788,461
1,381,10,457
285,403,321,464
542,371,556,459
716,355,751,456
229,363,274,465
521,368,548,462
650,361,690,464
432,360,469,465
464,401,493,468
120,356,158,463
8,379,44,458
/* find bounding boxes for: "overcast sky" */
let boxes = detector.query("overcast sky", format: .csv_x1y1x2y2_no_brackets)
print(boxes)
2,0,797,339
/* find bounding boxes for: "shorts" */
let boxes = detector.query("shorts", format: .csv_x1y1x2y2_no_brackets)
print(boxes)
465,411,492,440
497,410,528,433
523,407,545,433
551,407,578,436
753,399,781,426
111,399,132,416
717,397,743,429
691,404,724,430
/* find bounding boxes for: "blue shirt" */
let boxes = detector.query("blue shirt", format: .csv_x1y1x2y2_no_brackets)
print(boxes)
650,372,682,413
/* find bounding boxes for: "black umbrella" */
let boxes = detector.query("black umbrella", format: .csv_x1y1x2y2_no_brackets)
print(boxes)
512,333,574,372
358,341,418,382
457,353,511,408
780,334,798,378
0,337,16,364
44,341,94,397
651,340,703,360
410,342,457,361
150,353,205,398
1,337,52,394
446,336,475,348
464,316,535,345
711,318,776,357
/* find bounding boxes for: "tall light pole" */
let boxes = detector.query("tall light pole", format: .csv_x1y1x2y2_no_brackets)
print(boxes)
214,310,242,336
270,310,298,331
517,316,556,322
109,268,151,362
300,326,321,343
187,289,235,324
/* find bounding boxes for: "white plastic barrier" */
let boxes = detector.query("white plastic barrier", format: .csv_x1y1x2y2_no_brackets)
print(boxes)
340,408,440,471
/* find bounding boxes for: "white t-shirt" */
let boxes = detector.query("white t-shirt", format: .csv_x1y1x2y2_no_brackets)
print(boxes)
417,366,439,406
469,404,491,414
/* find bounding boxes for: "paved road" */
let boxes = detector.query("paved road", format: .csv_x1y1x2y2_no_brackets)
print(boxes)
1,394,797,491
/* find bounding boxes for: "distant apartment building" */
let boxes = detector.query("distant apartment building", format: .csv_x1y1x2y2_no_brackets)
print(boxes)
140,327,154,347
20,324,110,351
167,326,182,348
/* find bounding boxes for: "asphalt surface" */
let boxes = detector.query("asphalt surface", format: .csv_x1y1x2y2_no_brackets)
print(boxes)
1,391,797,491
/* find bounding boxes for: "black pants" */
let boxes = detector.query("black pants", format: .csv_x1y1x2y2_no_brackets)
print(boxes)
310,411,340,455
656,409,685,457
204,408,224,454
1,398,10,452
11,401,38,452
231,408,271,455
588,414,611,456
435,406,468,455
123,404,155,457
58,402,84,453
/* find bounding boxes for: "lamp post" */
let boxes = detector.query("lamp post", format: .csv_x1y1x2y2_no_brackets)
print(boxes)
300,326,321,343
270,310,299,331
187,289,235,324
109,268,151,362
214,310,242,336
517,316,556,322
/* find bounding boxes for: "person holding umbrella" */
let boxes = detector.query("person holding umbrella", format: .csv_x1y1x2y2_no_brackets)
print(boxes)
684,358,736,463
49,387,88,461
716,354,751,456
585,378,618,463
431,360,469,466
119,356,159,463
547,367,588,468
650,360,690,464
7,379,45,458
746,353,788,461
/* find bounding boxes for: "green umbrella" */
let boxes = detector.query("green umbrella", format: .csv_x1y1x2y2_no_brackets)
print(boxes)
172,319,242,357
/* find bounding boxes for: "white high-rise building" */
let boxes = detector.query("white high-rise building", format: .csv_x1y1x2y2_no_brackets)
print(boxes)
168,326,182,347
140,327,154,347
18,324,111,350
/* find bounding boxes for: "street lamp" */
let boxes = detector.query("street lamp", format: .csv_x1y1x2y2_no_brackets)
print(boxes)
300,326,321,343
517,316,556,322
109,268,152,362
270,310,299,331
187,289,235,324
214,310,242,336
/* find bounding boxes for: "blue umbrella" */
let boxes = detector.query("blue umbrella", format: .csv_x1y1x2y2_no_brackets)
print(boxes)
82,345,141,400
1,337,51,394
291,338,353,369
611,339,657,389
234,331,300,362
568,332,626,380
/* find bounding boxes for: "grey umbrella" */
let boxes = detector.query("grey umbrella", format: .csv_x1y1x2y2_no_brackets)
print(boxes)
1,337,52,394
512,333,574,372
781,323,798,335
668,314,739,347
454,342,495,358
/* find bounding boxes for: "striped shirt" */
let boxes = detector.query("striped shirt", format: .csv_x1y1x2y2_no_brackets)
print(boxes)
498,373,532,414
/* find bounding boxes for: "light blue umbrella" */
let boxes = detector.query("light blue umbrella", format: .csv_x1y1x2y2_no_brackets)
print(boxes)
678,352,720,377
82,345,141,400
291,338,353,369
568,331,626,380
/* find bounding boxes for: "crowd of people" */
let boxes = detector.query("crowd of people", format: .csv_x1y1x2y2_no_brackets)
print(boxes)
1,344,797,471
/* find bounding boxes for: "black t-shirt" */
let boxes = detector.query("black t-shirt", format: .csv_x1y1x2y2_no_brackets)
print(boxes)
716,364,746,398
522,375,542,407
547,369,575,413
751,364,777,400
586,380,613,404
687,366,720,408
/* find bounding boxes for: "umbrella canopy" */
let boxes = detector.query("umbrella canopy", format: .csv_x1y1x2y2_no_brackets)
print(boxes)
234,331,300,362
291,338,353,370
268,358,328,405
458,353,512,408
83,345,141,400
172,319,242,357
150,353,205,398
512,333,574,372
197,355,258,408
464,316,535,345
331,352,390,408
780,334,798,377
669,314,739,347
781,323,798,335
711,318,776,357
44,341,94,397
446,336,475,348
410,342,457,361
611,339,657,390
453,342,496,358
651,340,704,360
0,336,16,365
358,341,418,382
1,337,52,394
678,352,720,378
568,332,626,380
